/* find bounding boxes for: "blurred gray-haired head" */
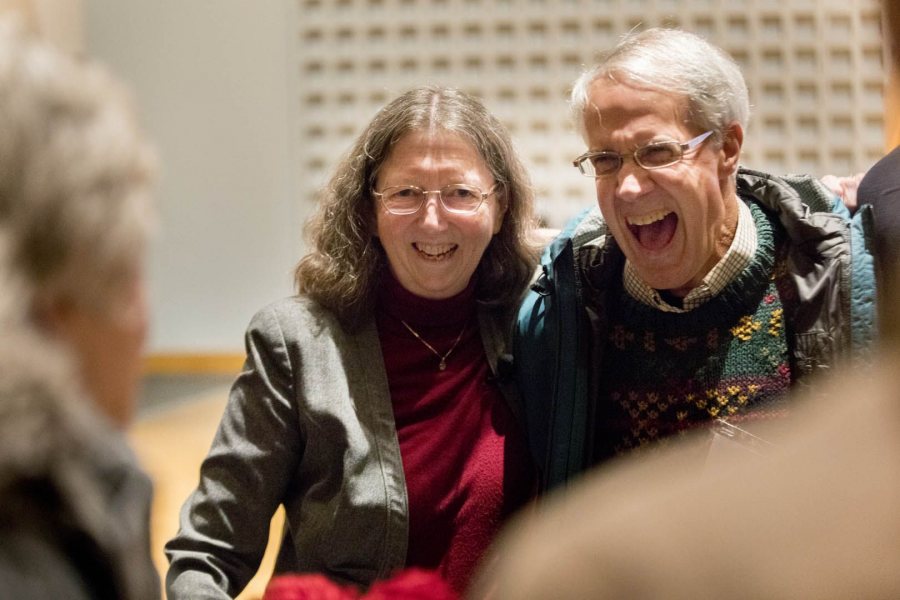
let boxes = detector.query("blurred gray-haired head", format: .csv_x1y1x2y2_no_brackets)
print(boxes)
0,20,157,326
570,27,750,142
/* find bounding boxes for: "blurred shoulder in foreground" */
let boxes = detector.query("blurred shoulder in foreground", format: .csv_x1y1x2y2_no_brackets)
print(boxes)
473,252,900,599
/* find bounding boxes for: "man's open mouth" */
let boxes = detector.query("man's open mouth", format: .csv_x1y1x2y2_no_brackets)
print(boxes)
627,210,677,251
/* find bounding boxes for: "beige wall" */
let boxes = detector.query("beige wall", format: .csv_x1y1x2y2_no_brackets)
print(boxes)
885,3,900,149
0,0,82,53
0,0,36,30
888,69,899,149
85,0,302,354
0,0,301,356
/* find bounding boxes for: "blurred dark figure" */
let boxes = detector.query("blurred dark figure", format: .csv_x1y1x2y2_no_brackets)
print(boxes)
0,20,159,600
857,144,900,290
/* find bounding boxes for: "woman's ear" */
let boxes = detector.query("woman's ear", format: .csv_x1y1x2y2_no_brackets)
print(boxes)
492,187,509,235
718,122,743,179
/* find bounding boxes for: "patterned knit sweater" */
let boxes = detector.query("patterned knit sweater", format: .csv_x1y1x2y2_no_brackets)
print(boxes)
596,199,797,460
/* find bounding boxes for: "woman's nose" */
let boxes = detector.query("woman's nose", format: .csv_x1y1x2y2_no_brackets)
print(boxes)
419,192,448,229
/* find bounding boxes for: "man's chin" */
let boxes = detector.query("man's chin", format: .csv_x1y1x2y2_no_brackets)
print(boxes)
635,271,694,297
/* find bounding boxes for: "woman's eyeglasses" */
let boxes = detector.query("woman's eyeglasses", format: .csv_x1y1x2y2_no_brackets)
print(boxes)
373,183,498,215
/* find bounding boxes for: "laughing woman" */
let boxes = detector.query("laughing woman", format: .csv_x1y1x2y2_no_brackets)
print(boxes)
165,86,539,597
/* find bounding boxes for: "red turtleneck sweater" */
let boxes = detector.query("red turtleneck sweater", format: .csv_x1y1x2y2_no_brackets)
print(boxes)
375,272,534,593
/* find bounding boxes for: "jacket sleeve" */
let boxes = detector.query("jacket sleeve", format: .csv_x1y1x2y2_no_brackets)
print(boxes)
849,203,878,360
515,273,557,487
165,304,304,599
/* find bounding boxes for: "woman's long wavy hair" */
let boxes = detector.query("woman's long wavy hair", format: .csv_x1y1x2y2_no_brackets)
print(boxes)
295,86,538,329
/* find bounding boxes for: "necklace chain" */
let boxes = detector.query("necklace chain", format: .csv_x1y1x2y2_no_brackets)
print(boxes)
400,319,468,371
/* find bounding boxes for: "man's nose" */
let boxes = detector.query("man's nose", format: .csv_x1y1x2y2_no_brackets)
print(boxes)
615,164,651,201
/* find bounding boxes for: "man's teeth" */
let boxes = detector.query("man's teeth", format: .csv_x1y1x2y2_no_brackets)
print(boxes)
415,243,456,257
627,210,671,226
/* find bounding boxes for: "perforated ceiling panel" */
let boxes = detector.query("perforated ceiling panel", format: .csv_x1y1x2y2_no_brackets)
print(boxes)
296,0,884,226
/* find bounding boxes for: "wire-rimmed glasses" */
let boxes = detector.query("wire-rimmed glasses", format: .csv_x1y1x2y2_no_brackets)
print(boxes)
573,130,714,178
373,183,498,215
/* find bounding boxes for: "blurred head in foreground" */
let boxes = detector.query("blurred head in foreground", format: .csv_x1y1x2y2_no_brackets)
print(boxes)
0,19,156,427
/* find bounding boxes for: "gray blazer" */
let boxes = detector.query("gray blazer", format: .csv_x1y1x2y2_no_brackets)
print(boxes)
165,296,517,599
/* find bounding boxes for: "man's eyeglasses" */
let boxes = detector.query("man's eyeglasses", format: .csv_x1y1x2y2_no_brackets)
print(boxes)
373,183,498,215
573,130,714,178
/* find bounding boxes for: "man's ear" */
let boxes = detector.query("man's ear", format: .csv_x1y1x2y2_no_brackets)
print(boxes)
718,122,743,179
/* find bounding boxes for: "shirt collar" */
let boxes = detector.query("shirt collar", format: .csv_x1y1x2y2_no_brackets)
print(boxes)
623,198,757,313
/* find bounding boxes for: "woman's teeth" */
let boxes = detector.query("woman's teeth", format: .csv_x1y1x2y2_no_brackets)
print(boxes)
414,243,456,259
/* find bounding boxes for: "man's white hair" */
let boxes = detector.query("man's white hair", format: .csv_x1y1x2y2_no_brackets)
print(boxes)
570,27,750,142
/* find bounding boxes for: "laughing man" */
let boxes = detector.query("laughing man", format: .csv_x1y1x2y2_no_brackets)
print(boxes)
516,28,878,491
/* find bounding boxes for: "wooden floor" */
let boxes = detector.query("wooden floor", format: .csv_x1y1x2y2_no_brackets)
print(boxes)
128,384,284,600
